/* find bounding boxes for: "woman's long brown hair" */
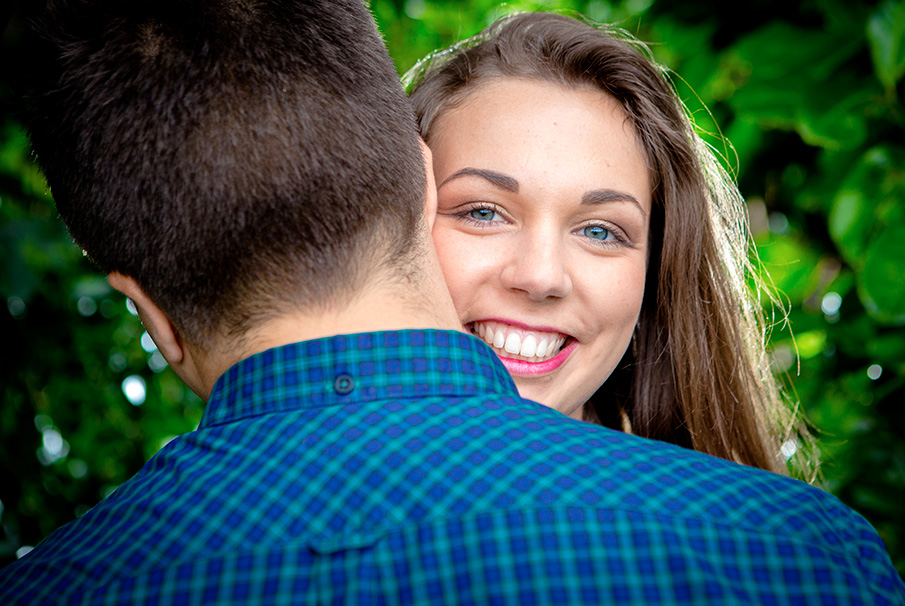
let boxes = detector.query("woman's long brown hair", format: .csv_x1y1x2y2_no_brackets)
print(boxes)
407,12,816,479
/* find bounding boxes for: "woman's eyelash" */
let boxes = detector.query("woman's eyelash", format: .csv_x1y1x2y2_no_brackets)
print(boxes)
577,222,631,247
453,203,505,226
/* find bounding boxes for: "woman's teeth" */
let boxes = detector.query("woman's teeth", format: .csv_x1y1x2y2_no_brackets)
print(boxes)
473,321,566,362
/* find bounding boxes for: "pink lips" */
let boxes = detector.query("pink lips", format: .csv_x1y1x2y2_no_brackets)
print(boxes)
498,339,577,375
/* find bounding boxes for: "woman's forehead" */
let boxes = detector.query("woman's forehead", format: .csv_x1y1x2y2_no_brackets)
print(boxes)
428,78,651,207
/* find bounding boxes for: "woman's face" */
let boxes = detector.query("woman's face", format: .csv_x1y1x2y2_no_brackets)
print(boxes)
428,78,651,419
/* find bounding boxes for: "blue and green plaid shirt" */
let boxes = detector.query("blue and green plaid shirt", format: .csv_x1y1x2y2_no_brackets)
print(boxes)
1,330,902,604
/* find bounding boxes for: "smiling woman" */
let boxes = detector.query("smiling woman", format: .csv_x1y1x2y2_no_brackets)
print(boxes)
408,12,814,477
429,79,650,421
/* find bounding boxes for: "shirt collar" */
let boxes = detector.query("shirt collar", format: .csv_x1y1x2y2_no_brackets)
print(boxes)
200,329,518,428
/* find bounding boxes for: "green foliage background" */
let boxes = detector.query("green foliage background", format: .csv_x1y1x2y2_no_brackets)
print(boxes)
1,0,903,576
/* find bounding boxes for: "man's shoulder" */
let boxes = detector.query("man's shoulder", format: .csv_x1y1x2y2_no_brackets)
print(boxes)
426,393,846,532
440,393,899,576
380,395,904,603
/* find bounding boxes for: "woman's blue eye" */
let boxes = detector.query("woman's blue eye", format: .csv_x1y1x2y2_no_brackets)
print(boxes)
469,208,497,221
583,225,611,240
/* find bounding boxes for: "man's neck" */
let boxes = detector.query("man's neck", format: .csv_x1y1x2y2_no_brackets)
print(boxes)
249,287,463,353
190,266,463,399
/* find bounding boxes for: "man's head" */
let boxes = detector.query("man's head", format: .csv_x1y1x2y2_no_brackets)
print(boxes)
30,0,428,349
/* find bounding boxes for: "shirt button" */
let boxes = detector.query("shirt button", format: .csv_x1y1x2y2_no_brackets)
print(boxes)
333,374,355,395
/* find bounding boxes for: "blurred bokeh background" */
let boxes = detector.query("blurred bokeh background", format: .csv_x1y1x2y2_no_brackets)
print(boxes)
1,0,903,576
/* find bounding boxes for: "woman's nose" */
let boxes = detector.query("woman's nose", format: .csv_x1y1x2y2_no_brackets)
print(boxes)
499,234,572,301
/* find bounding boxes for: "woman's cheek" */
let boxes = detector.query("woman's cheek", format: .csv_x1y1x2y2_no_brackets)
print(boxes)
432,224,477,301
432,224,502,317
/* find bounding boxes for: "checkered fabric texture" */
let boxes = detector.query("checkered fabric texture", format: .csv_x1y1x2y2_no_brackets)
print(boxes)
1,330,902,604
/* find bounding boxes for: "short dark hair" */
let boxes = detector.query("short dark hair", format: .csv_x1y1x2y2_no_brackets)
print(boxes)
29,0,426,344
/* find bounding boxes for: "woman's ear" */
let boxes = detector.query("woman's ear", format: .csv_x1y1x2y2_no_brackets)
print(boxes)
107,272,184,365
419,138,439,230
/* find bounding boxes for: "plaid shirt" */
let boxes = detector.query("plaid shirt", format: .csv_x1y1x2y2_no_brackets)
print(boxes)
1,330,902,605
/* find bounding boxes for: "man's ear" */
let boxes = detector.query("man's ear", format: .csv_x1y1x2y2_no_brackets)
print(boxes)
419,138,439,230
107,272,184,365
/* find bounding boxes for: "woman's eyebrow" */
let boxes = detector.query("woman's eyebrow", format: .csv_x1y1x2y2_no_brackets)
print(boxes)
582,189,648,217
439,168,519,192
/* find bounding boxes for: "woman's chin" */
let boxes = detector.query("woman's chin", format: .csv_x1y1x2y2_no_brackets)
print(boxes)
513,381,588,421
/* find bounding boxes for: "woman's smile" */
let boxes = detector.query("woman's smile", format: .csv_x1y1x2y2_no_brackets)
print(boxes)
469,319,572,364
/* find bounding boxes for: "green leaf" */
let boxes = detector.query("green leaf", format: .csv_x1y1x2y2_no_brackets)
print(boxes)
859,223,905,324
796,86,872,151
733,23,860,84
867,0,905,93
796,330,828,360
755,233,821,304
727,23,867,149
828,147,905,268
1,123,52,201
868,331,905,364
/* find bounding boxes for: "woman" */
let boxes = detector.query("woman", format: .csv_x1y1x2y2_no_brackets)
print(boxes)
407,12,814,478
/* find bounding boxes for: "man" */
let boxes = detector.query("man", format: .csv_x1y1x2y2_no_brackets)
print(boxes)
1,1,902,603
